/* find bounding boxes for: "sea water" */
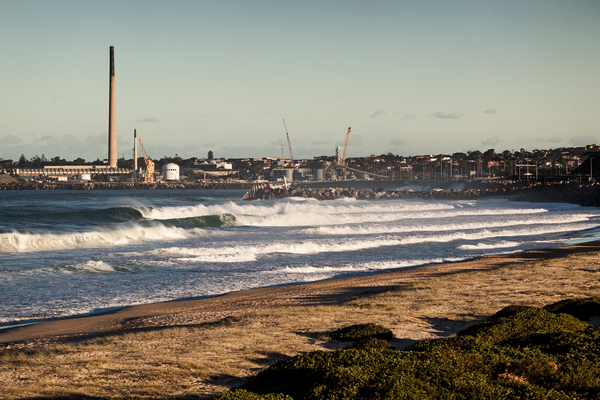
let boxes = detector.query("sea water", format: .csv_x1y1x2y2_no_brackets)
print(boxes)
2,188,600,328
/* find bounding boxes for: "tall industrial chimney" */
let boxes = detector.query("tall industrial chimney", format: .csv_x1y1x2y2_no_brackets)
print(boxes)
108,46,117,168
133,129,138,181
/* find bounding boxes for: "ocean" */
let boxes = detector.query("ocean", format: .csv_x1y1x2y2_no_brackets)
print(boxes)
1,188,600,329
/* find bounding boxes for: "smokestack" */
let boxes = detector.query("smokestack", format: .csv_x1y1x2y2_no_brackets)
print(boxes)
133,129,138,178
108,46,117,168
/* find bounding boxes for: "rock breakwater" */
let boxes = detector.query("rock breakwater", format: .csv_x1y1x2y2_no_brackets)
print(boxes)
243,184,510,201
244,181,600,207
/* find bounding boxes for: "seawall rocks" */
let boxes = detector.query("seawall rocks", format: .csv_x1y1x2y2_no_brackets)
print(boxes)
243,185,508,201
244,181,600,207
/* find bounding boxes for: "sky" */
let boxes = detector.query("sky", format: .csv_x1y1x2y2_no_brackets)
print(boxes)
1,0,599,162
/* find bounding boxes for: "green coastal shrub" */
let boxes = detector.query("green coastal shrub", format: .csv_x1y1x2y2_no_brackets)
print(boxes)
214,299,600,399
544,296,600,321
240,347,581,399
343,337,395,350
329,323,394,342
214,389,293,400
456,306,588,345
108,397,145,400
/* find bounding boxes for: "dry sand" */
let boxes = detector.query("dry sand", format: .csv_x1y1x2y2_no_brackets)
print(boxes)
1,240,600,398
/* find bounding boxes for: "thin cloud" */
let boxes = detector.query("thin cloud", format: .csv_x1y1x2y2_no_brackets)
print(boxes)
182,144,200,154
570,135,598,147
390,138,407,146
337,135,363,147
400,113,417,121
484,109,497,114
370,109,386,118
2,135,22,145
526,137,562,144
135,117,160,123
342,134,363,147
482,135,502,146
432,112,462,119
311,140,331,146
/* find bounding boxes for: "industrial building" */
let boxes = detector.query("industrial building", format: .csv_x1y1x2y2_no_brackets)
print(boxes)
7,165,130,180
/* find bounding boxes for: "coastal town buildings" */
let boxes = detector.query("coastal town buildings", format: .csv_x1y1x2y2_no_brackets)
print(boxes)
1,145,598,184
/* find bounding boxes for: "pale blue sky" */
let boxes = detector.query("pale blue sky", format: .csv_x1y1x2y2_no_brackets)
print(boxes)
1,0,599,162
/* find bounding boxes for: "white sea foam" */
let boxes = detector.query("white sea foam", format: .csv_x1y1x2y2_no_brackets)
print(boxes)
125,221,596,264
0,224,199,253
58,260,120,273
1,205,592,256
237,206,553,229
125,197,570,233
132,198,490,224
277,257,467,275
458,241,521,250
304,214,596,236
175,254,258,263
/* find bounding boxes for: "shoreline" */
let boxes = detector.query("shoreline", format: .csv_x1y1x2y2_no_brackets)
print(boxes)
3,239,600,351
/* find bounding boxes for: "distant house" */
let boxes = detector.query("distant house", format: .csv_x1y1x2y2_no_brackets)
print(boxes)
195,161,233,171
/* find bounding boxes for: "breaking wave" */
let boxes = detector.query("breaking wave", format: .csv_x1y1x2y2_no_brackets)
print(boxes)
0,213,242,253
126,221,595,264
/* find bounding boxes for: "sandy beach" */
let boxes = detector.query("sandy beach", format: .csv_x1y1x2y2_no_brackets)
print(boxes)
2,240,600,398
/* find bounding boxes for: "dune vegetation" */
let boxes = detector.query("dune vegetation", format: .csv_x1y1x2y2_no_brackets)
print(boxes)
221,299,600,399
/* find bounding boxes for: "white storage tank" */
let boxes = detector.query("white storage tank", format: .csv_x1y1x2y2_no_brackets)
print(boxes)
284,169,294,181
314,169,324,181
162,163,180,181
78,173,91,181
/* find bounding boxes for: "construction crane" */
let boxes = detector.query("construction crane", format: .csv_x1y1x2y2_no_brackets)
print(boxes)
282,119,294,167
342,127,351,164
138,138,155,183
